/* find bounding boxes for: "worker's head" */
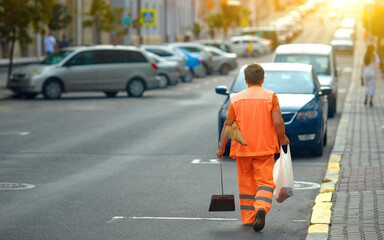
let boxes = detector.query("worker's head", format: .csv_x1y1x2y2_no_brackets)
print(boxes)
244,63,264,86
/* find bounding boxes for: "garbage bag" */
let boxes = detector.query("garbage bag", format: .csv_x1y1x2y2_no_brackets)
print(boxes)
273,145,294,203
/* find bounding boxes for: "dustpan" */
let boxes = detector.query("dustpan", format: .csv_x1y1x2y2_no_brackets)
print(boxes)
209,157,235,211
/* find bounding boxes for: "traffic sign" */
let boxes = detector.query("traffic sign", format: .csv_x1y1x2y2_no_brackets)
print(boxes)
139,9,157,27
123,17,131,24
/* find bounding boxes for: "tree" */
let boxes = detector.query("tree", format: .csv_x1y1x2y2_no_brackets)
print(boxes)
193,23,201,40
0,0,56,85
48,3,72,32
362,3,384,66
83,0,127,44
206,14,225,39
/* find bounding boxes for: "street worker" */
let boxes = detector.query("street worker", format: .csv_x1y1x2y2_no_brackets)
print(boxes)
216,63,289,232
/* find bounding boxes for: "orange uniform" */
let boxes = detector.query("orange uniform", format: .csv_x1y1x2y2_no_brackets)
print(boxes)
227,86,281,224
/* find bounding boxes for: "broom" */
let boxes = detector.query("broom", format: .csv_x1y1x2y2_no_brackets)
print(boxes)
209,155,235,211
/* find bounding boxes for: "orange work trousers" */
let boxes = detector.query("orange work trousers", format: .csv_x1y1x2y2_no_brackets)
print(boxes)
236,154,275,224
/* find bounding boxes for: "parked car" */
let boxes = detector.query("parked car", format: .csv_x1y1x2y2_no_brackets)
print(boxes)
216,63,329,156
176,48,207,78
145,51,181,86
195,39,233,53
241,26,286,49
229,35,270,57
272,44,338,117
7,45,162,99
168,42,214,75
140,45,193,83
204,46,238,75
331,28,355,54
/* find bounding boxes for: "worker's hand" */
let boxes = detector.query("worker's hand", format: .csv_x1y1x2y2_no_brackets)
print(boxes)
216,148,224,159
279,135,290,146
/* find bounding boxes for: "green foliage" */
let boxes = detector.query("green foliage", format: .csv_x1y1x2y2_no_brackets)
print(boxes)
83,0,128,44
48,3,73,31
193,23,201,38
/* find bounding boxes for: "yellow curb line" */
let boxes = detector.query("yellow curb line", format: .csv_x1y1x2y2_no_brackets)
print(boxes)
307,154,342,234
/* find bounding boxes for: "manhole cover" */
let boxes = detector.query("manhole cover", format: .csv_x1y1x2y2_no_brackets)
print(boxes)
0,183,35,190
294,181,320,190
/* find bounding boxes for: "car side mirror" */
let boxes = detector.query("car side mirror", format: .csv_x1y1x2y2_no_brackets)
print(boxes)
216,85,229,95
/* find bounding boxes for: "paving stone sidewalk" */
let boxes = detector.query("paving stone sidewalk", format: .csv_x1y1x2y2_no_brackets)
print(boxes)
328,34,384,239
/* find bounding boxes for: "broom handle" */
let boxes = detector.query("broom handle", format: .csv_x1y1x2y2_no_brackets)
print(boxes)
220,157,224,195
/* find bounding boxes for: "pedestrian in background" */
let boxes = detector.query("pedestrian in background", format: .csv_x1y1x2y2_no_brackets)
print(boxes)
43,32,56,56
361,44,380,107
216,63,289,232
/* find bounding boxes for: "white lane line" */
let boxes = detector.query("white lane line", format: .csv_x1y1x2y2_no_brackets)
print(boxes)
107,216,238,223
0,131,30,136
292,220,307,223
191,159,219,164
132,217,238,221
338,88,347,94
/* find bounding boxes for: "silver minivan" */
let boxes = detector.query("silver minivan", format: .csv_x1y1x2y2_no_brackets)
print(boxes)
272,44,338,117
7,45,162,99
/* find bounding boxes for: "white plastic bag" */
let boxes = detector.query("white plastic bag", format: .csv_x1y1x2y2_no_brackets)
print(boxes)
273,145,294,203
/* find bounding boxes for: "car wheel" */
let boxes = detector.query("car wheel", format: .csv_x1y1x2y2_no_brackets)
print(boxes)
126,78,145,97
220,64,230,75
43,79,62,99
198,65,208,78
323,129,327,146
157,75,168,88
251,51,260,57
328,94,337,118
24,93,38,99
182,69,193,83
313,136,323,157
104,91,118,98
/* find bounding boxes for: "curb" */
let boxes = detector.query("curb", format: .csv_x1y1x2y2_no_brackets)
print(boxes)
305,19,366,240
306,154,341,240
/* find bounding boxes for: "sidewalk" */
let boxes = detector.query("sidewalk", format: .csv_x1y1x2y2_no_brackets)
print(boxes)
306,23,384,240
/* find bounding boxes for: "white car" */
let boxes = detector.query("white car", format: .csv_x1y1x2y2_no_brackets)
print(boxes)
331,28,355,54
204,46,238,75
229,35,271,57
272,44,338,117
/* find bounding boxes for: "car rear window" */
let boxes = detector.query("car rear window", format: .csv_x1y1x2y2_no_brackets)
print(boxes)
146,48,173,57
180,47,201,53
124,51,148,63
274,54,331,76
231,71,314,94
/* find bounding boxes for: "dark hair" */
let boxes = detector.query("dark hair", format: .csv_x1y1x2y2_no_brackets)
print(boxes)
244,63,264,85
364,44,375,66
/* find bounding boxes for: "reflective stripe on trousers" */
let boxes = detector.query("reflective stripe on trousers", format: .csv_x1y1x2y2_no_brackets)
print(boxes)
236,155,275,224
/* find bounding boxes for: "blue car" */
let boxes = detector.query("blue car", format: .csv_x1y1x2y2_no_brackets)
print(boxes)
176,48,208,78
215,63,329,156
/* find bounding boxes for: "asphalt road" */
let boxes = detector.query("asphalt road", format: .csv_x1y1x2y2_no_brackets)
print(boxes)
0,5,358,240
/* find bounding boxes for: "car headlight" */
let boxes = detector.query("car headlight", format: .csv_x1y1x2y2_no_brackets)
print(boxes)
296,110,317,120
27,68,43,78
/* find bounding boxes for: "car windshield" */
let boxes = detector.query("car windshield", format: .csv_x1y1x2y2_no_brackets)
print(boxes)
274,54,331,76
231,70,314,94
41,50,73,65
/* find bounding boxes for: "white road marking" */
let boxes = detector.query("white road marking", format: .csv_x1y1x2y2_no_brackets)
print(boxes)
131,217,238,221
338,88,347,94
191,159,219,164
0,131,30,136
343,67,352,73
292,220,307,222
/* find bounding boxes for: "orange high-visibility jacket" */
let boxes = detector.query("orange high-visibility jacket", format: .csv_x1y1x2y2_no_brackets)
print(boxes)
227,86,280,158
